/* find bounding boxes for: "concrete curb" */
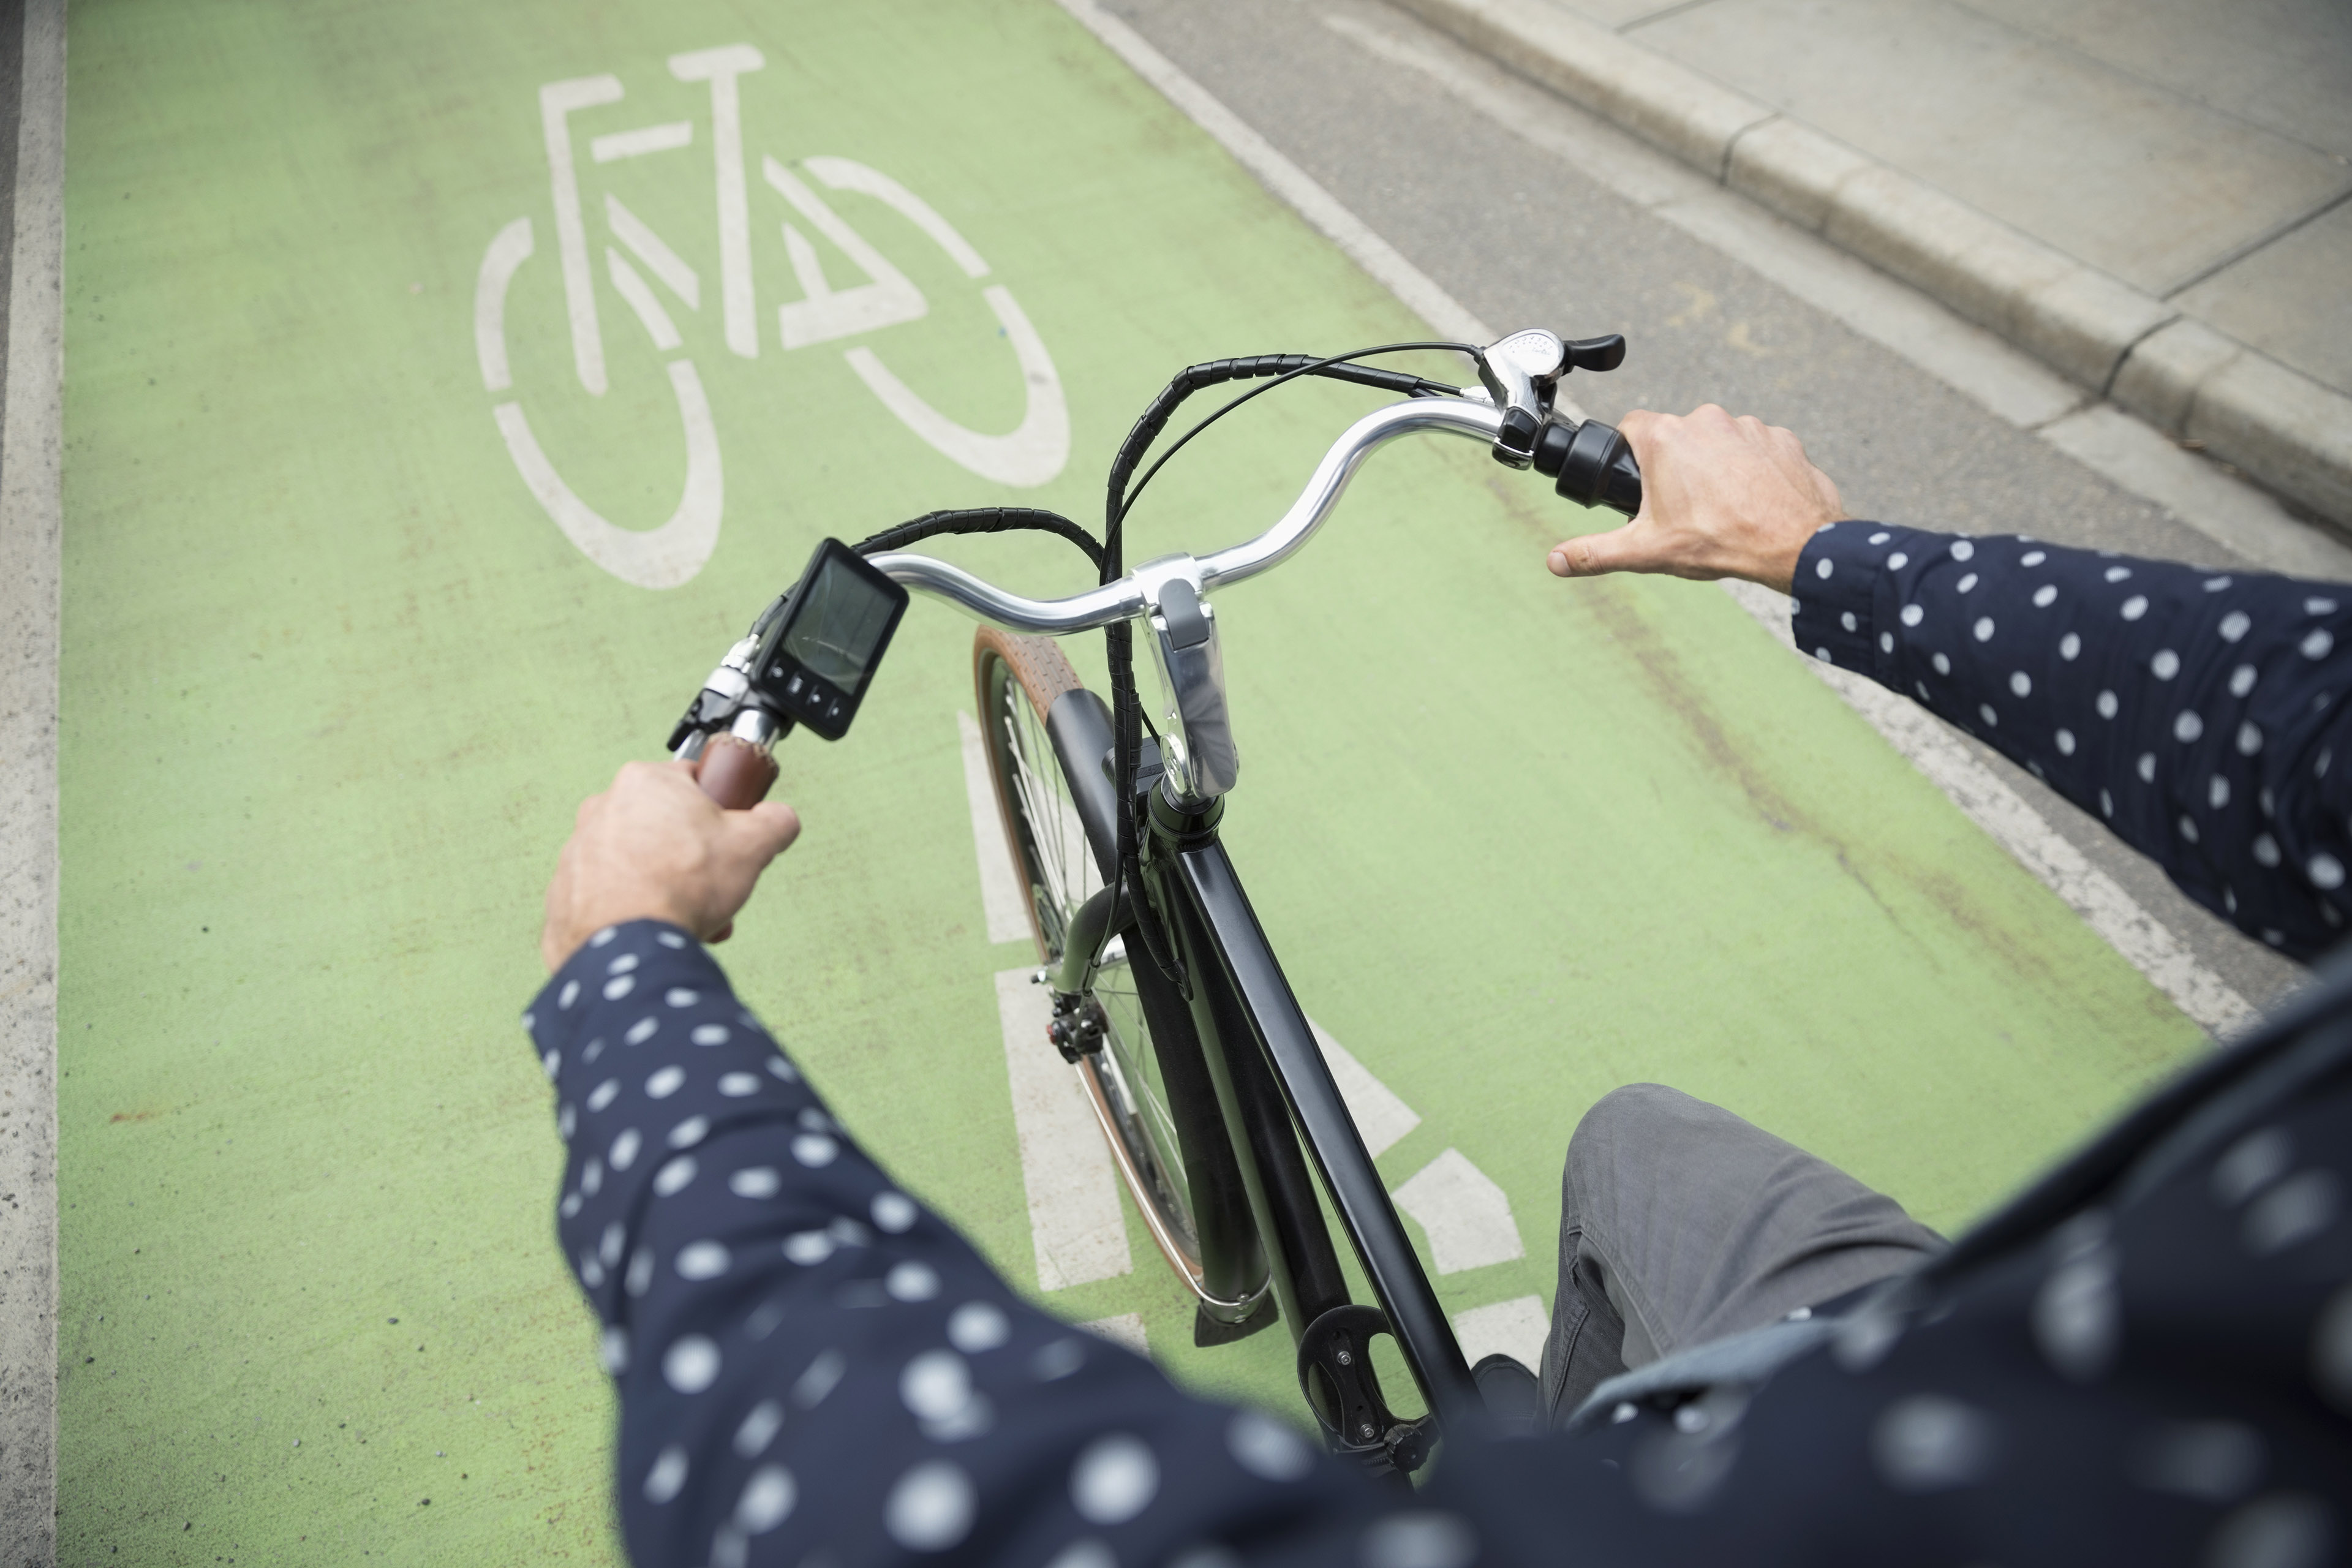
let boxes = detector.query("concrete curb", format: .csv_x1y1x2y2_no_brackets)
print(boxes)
0,1,62,1561
1388,0,2352,531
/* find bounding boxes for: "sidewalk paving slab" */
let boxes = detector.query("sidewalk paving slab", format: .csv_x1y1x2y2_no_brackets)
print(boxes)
1630,0,2351,297
1391,0,2352,530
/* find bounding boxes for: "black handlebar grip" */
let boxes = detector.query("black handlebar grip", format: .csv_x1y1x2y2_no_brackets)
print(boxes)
1532,417,1643,516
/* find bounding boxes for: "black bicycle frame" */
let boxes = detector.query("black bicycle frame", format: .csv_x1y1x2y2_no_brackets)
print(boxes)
1042,687,1480,1470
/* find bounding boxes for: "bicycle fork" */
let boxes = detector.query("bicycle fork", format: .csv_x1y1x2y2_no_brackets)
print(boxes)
1137,783,1479,1479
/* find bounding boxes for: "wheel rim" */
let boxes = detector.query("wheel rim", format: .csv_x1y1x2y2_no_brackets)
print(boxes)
987,655,1200,1257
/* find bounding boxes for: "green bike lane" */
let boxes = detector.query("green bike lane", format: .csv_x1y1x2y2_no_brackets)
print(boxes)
53,1,2200,1561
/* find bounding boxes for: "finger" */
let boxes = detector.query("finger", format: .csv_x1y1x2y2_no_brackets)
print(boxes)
734,800,803,860
1548,521,1651,578
709,921,734,944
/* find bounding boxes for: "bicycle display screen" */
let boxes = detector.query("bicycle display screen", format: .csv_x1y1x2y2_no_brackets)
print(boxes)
754,538,910,741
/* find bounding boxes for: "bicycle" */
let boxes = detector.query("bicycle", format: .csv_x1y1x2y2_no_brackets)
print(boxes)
669,325,1643,1478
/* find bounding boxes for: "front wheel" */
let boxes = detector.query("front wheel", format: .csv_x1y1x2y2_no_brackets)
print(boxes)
973,628,1268,1328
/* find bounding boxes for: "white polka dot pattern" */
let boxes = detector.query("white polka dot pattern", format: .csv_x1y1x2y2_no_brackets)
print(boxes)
1793,526,2352,957
521,917,2352,1568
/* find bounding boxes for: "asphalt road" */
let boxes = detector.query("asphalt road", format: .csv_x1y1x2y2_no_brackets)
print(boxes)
1106,0,2312,1012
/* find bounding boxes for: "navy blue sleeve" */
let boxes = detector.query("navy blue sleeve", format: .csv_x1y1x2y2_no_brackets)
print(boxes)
1792,523,2352,962
520,921,2350,1566
520,921,1394,1567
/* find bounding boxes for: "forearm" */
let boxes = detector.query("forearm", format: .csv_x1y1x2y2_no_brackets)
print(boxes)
520,921,1379,1565
1792,523,2352,961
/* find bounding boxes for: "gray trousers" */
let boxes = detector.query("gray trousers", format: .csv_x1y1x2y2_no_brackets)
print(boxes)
1539,1084,1945,1428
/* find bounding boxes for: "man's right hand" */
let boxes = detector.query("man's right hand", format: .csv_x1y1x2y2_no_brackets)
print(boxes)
1545,404,1846,594
539,759,802,971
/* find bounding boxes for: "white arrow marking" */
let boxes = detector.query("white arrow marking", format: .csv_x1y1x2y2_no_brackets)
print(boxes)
995,968,1132,1291
1306,1019,1420,1158
1392,1148,1525,1274
1079,1313,1150,1357
1452,1294,1550,1376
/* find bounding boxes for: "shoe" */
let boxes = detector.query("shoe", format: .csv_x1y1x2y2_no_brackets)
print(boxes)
1471,1352,1542,1436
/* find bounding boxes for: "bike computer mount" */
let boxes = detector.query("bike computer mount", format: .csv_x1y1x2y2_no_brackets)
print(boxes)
669,537,911,764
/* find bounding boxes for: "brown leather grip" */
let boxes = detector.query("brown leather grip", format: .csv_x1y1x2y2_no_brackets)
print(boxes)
695,734,779,810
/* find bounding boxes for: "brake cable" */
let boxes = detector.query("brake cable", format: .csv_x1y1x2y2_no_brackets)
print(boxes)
802,345,1474,991
1098,342,1477,986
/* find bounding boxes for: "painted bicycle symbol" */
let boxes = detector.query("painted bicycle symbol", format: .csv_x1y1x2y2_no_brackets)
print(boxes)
472,44,1069,589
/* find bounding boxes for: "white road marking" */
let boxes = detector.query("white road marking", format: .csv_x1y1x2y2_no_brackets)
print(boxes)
1052,0,1505,370
807,156,993,279
1721,579,2253,1035
1063,0,2256,1034
959,712,1039,945
1079,1313,1151,1356
605,249,682,352
667,46,764,360
1391,1148,1525,1273
605,192,701,311
537,74,623,396
591,119,692,164
1452,1294,1550,1375
1,2,66,1556
996,968,1134,1291
1306,1019,1420,1157
472,216,532,392
491,358,724,589
846,285,1071,488
764,156,929,349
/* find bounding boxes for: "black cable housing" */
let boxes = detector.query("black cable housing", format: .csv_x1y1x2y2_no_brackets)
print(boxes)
801,345,1472,992
1097,344,1472,987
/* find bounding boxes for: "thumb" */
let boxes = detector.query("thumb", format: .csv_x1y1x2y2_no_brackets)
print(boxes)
1547,520,1651,578
734,800,803,861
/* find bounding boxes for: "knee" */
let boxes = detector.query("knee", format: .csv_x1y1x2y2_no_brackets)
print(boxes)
1565,1083,1694,1191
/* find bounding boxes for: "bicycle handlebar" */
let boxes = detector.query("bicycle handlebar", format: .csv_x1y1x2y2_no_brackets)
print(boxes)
865,395,1643,635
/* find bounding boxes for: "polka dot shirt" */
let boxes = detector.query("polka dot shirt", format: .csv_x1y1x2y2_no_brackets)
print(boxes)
527,915,2351,1565
1794,523,2352,959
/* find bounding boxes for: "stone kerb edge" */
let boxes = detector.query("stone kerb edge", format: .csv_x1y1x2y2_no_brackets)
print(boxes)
1387,0,2352,529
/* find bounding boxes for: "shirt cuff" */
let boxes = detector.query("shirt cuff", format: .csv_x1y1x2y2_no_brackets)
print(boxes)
1790,521,1947,688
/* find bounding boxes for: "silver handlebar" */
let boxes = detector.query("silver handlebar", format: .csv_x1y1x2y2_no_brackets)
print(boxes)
864,396,1506,634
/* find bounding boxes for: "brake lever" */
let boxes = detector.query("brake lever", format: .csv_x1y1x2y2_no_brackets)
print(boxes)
1474,329,1628,468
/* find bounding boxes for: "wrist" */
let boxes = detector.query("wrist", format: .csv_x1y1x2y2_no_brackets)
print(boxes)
543,900,700,972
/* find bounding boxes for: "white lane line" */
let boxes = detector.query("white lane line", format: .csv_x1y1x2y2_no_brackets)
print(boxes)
959,712,1037,946
1079,1313,1151,1357
1306,1018,1421,1158
1452,1294,1550,1375
0,1,64,1558
1721,579,2253,1036
995,969,1134,1291
1063,0,2252,1035
1321,7,2352,581
1053,0,1500,366
1391,1148,1526,1273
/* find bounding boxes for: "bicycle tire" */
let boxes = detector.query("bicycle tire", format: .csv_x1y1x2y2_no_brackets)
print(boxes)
973,628,1269,1327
